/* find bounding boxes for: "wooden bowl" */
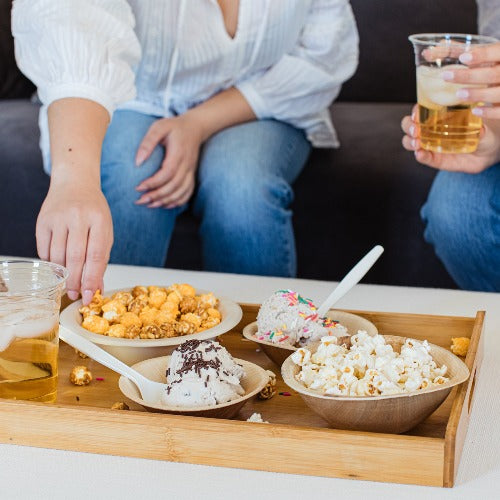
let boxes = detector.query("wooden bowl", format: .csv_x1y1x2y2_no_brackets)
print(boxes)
281,335,470,434
60,287,242,365
119,356,269,418
242,310,378,367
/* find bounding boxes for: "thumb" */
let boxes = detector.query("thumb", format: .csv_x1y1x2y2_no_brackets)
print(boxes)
135,119,170,166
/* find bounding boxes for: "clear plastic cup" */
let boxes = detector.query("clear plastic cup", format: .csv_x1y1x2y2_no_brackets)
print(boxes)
0,260,68,402
409,33,498,153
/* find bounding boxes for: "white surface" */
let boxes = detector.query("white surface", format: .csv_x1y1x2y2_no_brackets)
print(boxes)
1,264,499,500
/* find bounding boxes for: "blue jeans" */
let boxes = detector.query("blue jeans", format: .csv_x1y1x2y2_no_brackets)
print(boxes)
100,110,311,276
421,163,500,291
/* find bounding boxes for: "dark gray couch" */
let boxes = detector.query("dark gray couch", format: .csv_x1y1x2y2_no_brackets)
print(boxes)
0,0,478,288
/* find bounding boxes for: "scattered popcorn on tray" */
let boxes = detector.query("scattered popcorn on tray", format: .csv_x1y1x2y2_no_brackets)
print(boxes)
292,331,449,396
69,366,93,386
258,370,277,400
450,337,470,357
247,413,269,423
79,285,221,339
111,402,130,410
74,348,88,359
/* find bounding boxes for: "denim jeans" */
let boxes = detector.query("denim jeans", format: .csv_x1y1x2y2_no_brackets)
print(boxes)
421,163,500,291
99,110,311,276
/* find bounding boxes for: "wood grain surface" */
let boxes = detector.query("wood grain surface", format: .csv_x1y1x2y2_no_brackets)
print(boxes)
0,307,484,487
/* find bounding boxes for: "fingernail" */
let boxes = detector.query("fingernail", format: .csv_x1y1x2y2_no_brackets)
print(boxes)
409,125,416,137
135,185,147,192
135,196,151,205
459,52,473,64
411,111,416,121
148,201,162,208
472,107,483,116
411,139,417,149
82,290,93,305
135,152,146,167
457,89,469,99
67,290,79,301
441,71,454,81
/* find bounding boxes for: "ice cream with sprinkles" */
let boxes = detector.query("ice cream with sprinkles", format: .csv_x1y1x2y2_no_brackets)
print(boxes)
256,290,348,347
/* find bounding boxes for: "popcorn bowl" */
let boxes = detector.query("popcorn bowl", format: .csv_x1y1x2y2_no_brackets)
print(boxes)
242,310,378,367
59,288,243,365
281,335,470,434
119,355,269,418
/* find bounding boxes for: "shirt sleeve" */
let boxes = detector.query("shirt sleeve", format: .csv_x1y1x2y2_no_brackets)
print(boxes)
477,0,500,38
12,0,141,117
236,0,359,137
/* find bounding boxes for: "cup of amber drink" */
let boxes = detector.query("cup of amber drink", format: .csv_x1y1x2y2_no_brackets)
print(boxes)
409,33,498,154
0,260,68,402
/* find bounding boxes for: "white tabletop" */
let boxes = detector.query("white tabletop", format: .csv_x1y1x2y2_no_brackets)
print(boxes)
1,264,499,500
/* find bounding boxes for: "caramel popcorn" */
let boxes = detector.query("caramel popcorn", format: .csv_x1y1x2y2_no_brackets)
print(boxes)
70,366,92,386
179,296,197,314
82,315,109,334
108,324,127,338
80,285,221,339
111,402,130,410
149,288,167,308
451,337,470,357
132,286,148,297
120,312,142,329
258,370,277,400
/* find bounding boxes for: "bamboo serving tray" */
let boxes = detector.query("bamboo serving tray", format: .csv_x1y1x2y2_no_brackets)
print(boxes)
0,305,484,487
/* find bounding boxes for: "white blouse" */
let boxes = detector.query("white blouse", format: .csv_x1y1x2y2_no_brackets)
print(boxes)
12,0,359,157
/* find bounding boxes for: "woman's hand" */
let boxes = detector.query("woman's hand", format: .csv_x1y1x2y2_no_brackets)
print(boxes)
401,105,500,173
37,180,113,304
134,114,204,209
441,42,500,119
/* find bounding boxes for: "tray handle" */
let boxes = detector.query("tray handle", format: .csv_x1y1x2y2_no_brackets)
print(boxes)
466,366,477,415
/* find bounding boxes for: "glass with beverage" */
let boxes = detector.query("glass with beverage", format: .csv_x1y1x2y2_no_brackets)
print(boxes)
409,33,498,154
0,260,68,402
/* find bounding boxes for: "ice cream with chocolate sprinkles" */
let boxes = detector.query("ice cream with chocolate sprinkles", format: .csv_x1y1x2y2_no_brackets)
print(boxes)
161,339,245,407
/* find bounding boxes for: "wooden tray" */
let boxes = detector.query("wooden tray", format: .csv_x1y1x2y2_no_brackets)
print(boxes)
0,305,484,487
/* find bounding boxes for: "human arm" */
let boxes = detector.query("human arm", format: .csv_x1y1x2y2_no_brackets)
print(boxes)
135,87,256,208
12,0,140,302
38,98,113,304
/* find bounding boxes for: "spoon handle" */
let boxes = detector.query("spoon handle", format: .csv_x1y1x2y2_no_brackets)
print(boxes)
59,326,149,388
316,245,384,317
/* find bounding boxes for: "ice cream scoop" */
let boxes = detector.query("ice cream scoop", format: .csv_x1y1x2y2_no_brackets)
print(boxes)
256,290,348,347
162,339,245,407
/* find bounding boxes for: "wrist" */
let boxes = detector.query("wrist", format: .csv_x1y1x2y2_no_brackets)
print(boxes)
50,167,101,191
182,109,213,143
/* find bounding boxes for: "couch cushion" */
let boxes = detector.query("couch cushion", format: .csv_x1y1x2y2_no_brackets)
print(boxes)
0,100,48,257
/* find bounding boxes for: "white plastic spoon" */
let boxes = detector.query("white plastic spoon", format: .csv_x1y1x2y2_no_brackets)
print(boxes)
316,245,384,318
59,326,165,405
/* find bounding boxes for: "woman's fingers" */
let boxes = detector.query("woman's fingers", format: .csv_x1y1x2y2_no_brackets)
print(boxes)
65,224,89,300
454,85,500,104
472,105,500,119
135,119,171,167
35,219,51,261
48,227,68,267
401,115,418,137
145,168,188,206
459,42,500,66
135,159,180,200
444,65,500,85
81,224,111,305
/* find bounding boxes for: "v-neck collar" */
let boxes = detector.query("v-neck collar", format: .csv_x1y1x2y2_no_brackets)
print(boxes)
211,0,244,43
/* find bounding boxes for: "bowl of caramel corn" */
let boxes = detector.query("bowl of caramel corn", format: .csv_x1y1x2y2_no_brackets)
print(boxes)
59,284,242,365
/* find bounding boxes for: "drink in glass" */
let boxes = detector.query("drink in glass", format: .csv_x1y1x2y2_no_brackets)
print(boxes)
0,261,67,402
409,33,498,154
